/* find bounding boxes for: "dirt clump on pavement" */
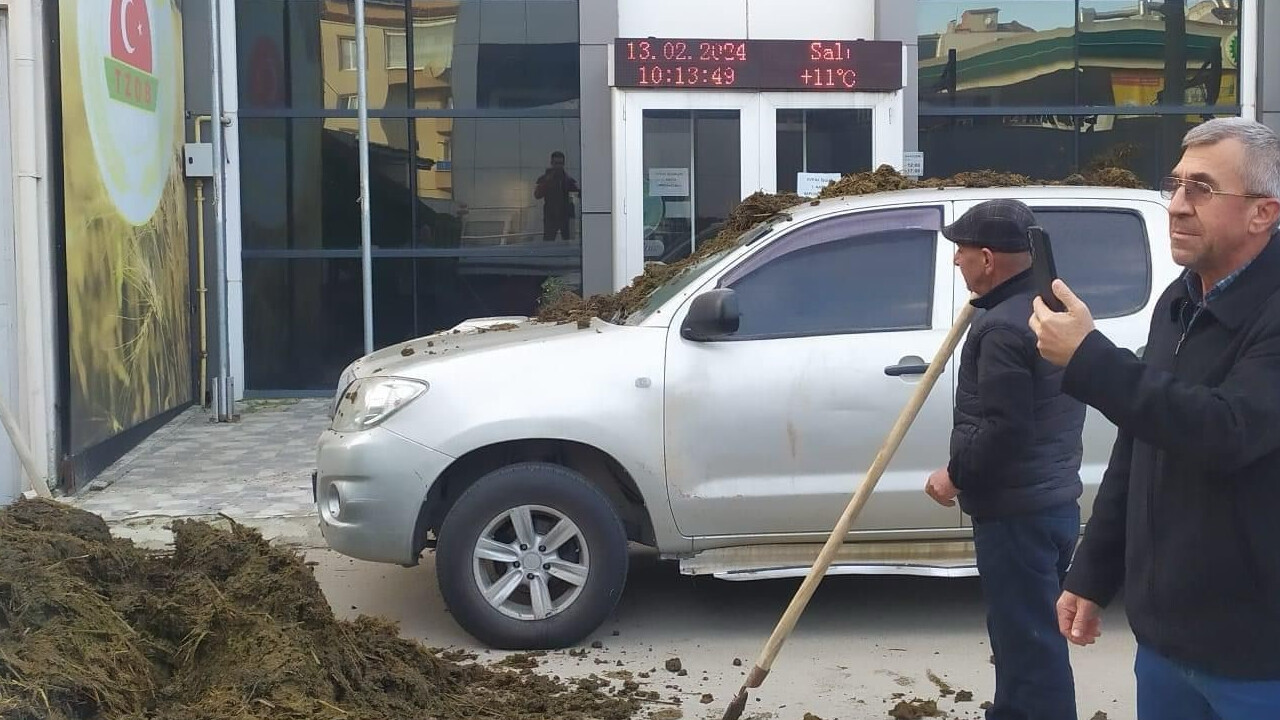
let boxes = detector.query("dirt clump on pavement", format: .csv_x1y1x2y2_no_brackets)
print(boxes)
535,165,1144,326
925,670,954,696
0,499,639,720
888,697,945,719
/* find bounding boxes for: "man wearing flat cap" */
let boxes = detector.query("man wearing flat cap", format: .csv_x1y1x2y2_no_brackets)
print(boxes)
924,199,1087,720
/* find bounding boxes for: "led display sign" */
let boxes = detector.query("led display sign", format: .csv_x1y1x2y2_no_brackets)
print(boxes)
614,39,903,91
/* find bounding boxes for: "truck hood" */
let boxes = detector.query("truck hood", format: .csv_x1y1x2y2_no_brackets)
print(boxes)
337,315,613,388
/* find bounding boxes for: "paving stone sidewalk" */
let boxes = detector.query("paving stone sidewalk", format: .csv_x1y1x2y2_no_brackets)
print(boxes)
65,398,330,547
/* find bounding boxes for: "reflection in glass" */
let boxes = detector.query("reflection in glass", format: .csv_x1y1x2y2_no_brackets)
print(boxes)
237,1,586,391
917,1,1240,108
237,1,583,111
917,112,1233,186
236,0,411,110
244,258,366,391
694,112,742,247
412,118,582,251
918,2,1078,107
1076,114,1233,186
411,0,582,109
240,119,412,250
373,257,580,347
919,115,1077,179
1078,1,1239,107
776,109,873,193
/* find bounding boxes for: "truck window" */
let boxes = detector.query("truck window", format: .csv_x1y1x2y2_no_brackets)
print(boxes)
1031,208,1152,319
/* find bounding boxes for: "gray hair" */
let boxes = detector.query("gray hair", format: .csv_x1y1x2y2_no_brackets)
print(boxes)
1182,117,1280,200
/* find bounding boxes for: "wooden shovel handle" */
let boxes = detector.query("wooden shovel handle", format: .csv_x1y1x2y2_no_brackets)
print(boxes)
746,300,977,686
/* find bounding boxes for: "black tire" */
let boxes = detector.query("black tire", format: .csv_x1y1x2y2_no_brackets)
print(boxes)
435,462,628,649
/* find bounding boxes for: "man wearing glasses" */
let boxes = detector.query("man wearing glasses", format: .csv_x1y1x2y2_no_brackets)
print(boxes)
1030,117,1280,718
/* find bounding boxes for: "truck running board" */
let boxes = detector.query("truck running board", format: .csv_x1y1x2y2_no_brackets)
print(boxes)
678,540,979,581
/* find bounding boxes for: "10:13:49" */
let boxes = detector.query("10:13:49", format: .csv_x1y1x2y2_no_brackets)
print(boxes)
636,66,737,86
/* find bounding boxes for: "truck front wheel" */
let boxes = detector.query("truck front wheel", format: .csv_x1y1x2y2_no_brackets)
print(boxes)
435,462,629,649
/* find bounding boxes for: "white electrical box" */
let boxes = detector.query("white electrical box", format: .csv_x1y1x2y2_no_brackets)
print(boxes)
184,143,214,178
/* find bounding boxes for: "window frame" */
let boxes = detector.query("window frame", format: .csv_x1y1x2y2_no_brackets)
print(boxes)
704,206,943,342
385,30,408,70
338,36,358,72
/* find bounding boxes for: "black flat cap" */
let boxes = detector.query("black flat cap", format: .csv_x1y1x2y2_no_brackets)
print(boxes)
942,199,1036,252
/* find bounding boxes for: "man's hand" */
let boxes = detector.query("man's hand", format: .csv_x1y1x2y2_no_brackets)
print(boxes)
924,468,958,507
1029,279,1096,367
1057,591,1103,646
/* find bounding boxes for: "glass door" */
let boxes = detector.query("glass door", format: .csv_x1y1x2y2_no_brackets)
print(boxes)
641,110,742,264
759,93,903,196
617,93,759,288
774,109,873,193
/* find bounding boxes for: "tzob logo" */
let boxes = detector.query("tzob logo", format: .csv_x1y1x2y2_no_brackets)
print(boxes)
76,0,175,225
106,0,156,111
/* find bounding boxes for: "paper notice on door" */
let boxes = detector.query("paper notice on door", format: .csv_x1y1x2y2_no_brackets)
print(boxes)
796,172,842,197
648,168,690,197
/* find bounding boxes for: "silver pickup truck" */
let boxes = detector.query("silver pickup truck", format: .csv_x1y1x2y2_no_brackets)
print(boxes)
316,185,1178,649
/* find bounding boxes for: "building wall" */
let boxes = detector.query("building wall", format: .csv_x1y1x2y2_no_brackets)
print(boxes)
878,1,917,151
578,0,616,297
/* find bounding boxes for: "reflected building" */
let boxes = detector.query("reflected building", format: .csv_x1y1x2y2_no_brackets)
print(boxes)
917,1,1242,180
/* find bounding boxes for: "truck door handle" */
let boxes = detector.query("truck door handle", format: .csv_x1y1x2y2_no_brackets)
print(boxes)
884,361,929,376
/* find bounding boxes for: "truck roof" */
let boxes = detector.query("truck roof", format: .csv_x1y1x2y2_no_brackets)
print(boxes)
778,185,1165,224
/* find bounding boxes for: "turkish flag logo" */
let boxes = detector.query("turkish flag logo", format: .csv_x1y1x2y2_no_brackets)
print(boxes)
110,0,152,73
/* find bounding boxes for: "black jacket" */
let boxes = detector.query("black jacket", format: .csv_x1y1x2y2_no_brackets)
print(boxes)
949,270,1087,519
1063,232,1280,680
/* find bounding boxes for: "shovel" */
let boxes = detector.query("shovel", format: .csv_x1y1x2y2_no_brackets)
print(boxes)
721,300,977,720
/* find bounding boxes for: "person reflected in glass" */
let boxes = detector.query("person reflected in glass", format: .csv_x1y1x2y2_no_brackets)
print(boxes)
535,151,579,242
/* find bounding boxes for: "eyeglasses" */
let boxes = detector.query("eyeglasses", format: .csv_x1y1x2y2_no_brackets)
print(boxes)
1160,176,1269,206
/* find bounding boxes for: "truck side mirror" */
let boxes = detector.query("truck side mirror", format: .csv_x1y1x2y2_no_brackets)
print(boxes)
680,289,740,341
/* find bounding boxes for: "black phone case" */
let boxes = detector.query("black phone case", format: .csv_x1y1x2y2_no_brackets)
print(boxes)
1028,226,1065,312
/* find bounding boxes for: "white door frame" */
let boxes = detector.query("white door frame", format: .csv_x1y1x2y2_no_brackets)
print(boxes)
613,89,905,289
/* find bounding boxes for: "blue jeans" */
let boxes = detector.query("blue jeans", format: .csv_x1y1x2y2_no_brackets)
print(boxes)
1136,644,1280,719
973,502,1080,720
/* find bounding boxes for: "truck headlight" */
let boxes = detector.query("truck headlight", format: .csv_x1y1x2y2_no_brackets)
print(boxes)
331,377,428,432
331,368,356,419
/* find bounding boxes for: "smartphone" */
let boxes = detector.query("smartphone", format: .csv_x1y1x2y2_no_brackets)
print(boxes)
1028,225,1065,312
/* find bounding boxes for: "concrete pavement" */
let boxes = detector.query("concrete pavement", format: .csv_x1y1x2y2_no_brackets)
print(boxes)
65,398,328,549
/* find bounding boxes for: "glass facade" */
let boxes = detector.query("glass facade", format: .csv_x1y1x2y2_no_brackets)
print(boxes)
918,1,1242,183
237,0,582,391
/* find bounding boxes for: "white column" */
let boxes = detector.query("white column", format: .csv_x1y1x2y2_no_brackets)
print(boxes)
1240,0,1258,120
8,0,56,491
219,0,245,400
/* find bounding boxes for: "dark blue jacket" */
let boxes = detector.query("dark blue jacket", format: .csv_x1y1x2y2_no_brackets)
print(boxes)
949,270,1086,519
